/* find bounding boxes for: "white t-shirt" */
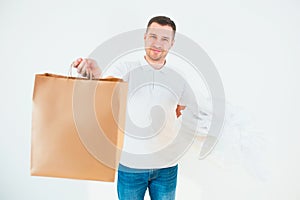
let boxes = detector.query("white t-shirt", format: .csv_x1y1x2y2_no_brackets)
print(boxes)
102,57,203,169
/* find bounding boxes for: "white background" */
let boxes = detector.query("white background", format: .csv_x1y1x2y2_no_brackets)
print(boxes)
1,0,299,199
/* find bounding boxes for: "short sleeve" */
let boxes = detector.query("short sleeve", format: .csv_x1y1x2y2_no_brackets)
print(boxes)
178,82,194,107
101,62,129,80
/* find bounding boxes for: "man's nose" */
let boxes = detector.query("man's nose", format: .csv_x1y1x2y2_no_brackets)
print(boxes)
152,38,163,48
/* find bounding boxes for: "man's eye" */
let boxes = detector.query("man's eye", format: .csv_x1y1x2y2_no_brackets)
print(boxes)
149,35,157,39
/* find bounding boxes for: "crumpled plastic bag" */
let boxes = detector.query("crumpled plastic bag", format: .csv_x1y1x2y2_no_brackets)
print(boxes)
182,101,269,182
207,102,268,181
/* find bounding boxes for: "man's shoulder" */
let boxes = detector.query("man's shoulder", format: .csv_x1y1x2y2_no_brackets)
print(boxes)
102,60,143,77
123,60,143,69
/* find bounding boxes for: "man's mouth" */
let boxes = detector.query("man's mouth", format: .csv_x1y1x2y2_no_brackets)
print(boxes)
151,48,162,53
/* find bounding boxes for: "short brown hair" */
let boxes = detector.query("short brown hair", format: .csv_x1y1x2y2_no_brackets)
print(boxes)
147,16,176,34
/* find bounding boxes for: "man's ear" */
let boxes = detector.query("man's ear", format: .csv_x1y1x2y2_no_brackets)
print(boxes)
170,39,175,48
144,33,147,41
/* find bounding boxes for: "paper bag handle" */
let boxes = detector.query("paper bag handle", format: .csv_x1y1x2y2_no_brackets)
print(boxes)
69,64,93,80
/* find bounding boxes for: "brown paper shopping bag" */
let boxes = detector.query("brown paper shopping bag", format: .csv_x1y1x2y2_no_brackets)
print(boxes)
31,73,128,182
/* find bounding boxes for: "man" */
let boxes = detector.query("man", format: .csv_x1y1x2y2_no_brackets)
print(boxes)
72,16,200,200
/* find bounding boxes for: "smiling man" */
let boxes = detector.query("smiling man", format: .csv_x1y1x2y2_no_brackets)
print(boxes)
144,18,175,69
72,16,198,200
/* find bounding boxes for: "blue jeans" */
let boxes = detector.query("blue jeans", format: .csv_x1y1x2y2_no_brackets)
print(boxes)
117,164,178,200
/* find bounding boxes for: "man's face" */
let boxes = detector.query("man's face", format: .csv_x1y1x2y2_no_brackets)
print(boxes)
144,22,175,64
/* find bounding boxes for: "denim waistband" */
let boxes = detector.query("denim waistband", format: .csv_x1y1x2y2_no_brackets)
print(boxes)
118,163,178,173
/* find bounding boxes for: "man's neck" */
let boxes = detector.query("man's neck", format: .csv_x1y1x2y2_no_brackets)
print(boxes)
144,56,166,70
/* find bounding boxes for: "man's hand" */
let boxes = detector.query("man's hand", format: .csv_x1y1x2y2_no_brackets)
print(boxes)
176,105,186,118
71,58,102,78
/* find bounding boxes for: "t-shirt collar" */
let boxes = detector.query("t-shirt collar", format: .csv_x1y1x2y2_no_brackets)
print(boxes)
140,56,167,73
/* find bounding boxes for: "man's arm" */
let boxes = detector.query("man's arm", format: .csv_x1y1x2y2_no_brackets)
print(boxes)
178,82,212,136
